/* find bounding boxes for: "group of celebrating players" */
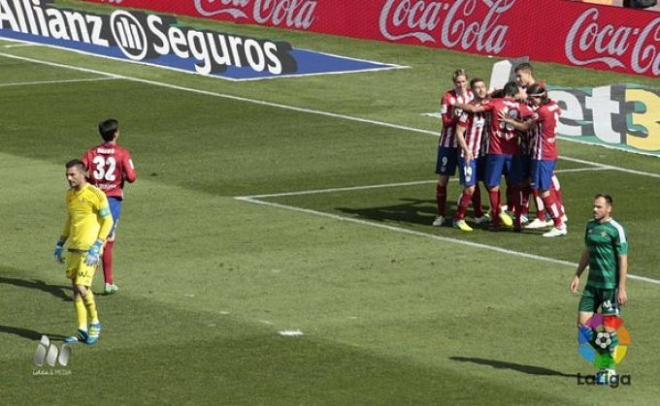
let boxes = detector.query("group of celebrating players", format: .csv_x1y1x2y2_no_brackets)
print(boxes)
433,63,568,237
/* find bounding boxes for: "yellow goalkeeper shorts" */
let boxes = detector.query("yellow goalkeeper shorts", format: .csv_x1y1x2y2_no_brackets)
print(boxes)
66,251,97,287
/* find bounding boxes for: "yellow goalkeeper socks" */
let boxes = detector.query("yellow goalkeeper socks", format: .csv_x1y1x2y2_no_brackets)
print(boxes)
83,291,100,325
74,298,87,331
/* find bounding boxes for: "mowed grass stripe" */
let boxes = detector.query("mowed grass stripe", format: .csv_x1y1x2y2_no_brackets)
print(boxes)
0,50,657,180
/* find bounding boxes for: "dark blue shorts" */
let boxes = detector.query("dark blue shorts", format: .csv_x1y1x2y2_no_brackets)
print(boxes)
458,157,479,187
435,146,458,176
108,197,123,239
519,154,532,179
530,160,557,192
477,155,487,182
486,154,523,189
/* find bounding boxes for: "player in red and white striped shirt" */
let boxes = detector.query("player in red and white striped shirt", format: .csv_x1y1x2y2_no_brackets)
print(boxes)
453,78,490,231
433,69,474,227
502,84,566,237
515,63,566,229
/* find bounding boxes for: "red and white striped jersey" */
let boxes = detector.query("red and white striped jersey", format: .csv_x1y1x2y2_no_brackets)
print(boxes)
457,105,487,159
530,101,561,160
440,89,474,148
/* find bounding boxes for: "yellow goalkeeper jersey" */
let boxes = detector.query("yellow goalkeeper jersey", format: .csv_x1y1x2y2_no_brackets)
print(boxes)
62,184,113,250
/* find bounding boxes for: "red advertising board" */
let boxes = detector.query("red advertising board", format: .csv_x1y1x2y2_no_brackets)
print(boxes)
83,0,659,77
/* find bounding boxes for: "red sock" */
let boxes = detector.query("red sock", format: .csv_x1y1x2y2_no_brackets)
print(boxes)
102,240,115,285
436,184,447,216
456,191,473,221
542,193,564,228
472,186,484,218
552,175,565,216
533,190,546,221
489,190,501,222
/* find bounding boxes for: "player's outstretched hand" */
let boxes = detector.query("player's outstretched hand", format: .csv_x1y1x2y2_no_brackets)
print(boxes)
85,240,103,266
54,240,65,264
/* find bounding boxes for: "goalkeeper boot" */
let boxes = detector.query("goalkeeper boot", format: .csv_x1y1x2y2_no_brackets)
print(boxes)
87,323,102,345
64,329,89,345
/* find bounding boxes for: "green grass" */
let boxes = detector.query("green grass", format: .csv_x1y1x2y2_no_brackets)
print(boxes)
1,1,659,404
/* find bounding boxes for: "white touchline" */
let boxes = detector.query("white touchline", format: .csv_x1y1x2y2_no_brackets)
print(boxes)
0,77,119,88
245,167,610,199
0,50,657,178
234,195,660,285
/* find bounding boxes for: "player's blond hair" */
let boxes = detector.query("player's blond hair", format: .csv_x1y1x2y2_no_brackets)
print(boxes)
452,68,468,83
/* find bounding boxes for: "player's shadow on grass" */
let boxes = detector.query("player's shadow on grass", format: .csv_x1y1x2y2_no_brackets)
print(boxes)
0,325,67,341
0,275,72,302
450,356,578,378
336,198,440,226
337,198,489,228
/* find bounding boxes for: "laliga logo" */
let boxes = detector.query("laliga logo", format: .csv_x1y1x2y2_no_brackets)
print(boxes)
565,8,660,76
379,0,514,54
193,0,318,29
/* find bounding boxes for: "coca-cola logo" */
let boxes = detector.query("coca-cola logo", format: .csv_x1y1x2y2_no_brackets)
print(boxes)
379,0,515,54
565,8,660,76
193,0,318,29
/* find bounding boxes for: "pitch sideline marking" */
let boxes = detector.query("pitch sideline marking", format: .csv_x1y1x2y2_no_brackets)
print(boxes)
0,50,657,180
0,77,119,88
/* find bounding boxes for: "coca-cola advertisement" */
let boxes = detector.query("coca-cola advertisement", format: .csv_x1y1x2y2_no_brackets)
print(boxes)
84,0,659,77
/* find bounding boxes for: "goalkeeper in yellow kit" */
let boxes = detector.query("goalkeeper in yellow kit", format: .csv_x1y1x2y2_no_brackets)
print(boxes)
54,159,113,345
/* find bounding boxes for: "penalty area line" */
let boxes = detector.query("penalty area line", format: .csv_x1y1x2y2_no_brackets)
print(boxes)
241,166,611,199
234,194,660,286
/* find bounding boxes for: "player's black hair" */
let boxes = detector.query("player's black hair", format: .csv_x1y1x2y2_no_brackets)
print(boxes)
595,194,613,206
98,119,119,142
514,62,534,75
65,159,86,171
469,78,485,89
503,81,519,97
490,89,505,98
526,83,550,105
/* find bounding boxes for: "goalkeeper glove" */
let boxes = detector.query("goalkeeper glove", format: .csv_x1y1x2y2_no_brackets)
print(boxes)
85,240,104,266
54,240,65,263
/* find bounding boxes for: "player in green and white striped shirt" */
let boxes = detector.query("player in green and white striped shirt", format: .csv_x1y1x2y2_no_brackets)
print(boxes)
570,194,628,380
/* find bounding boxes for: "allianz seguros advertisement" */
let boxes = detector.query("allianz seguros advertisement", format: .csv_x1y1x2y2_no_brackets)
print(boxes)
0,0,399,80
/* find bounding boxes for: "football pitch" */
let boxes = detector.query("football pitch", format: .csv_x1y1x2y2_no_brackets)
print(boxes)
1,2,659,404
